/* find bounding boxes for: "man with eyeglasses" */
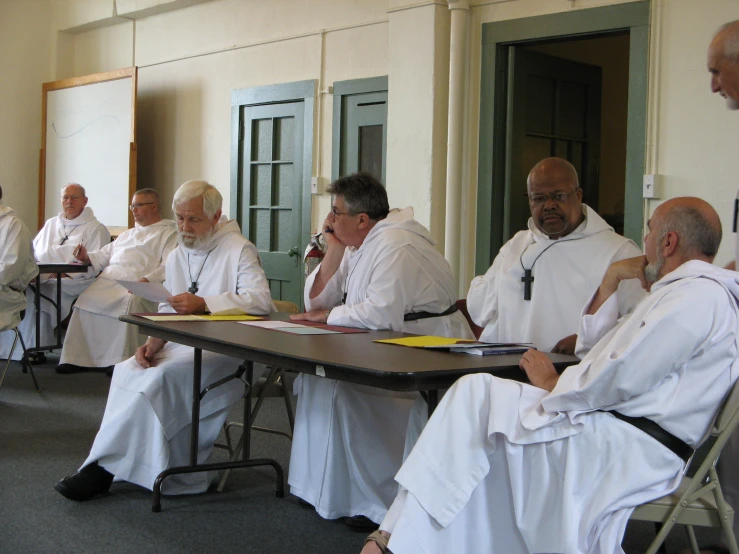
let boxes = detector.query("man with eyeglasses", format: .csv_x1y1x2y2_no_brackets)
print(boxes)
55,188,177,374
0,183,109,362
466,157,645,357
288,172,474,531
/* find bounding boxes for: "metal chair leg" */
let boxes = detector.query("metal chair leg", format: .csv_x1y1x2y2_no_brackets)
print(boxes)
16,330,40,392
685,525,700,554
0,332,19,390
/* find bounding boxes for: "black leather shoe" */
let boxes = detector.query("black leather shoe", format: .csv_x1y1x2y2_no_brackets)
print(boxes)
343,515,380,532
55,364,88,374
55,463,114,501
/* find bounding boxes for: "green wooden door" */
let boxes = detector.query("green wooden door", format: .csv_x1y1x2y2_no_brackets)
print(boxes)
239,102,304,305
340,91,388,183
504,47,602,245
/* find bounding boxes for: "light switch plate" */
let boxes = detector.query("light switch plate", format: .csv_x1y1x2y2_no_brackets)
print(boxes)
643,174,660,199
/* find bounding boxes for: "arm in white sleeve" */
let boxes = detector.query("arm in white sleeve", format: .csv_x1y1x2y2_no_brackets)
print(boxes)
71,223,111,280
611,240,649,317
0,219,32,286
575,291,621,356
466,248,506,328
203,242,274,315
304,254,347,312
326,247,414,330
143,230,178,283
547,280,722,412
87,240,115,273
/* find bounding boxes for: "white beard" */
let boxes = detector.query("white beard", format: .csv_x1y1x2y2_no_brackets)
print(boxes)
644,253,664,284
726,96,739,110
179,228,214,250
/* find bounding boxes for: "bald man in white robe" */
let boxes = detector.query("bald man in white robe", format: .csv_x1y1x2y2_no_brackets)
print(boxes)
363,198,738,554
0,183,109,361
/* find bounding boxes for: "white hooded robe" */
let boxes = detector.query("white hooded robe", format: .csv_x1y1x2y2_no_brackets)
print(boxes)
288,207,473,524
0,203,38,333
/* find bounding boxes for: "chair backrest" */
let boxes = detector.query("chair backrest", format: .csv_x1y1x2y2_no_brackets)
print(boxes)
273,300,299,315
456,299,484,340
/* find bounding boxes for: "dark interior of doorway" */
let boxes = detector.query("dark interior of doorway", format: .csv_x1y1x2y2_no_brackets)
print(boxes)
523,31,630,235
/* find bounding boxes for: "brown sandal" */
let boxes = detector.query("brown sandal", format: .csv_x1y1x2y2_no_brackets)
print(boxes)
364,530,392,554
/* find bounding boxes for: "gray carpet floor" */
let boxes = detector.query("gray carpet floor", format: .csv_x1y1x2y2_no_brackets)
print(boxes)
0,353,722,553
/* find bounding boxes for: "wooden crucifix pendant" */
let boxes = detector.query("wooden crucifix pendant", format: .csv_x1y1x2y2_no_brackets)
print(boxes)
521,269,533,301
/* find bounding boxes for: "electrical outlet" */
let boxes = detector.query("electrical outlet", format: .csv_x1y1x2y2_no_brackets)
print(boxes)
643,174,660,199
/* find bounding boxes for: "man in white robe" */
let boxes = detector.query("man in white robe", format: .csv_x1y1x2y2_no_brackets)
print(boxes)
0,183,110,361
56,188,177,373
468,157,644,355
0,185,38,337
707,21,739,552
362,198,739,554
289,172,473,530
54,180,273,500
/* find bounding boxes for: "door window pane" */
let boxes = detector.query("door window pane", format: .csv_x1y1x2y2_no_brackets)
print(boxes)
250,164,271,206
252,118,273,162
359,124,383,181
274,164,294,207
274,117,295,161
558,81,587,139
525,75,555,135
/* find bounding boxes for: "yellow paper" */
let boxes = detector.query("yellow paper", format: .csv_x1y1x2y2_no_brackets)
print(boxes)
374,336,474,348
198,315,262,321
140,315,205,321
140,314,262,322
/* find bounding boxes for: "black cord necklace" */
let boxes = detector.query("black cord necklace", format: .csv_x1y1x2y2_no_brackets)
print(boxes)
341,251,364,304
60,224,74,246
518,231,602,301
187,250,214,294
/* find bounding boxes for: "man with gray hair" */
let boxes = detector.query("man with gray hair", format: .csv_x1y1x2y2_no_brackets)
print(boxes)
0,183,110,362
362,197,739,554
55,179,273,501
707,20,739,553
55,188,177,373
289,172,473,530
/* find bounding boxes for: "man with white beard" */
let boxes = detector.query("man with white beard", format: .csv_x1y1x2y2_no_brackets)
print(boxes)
0,185,38,336
54,180,273,500
0,183,109,361
361,197,739,554
289,172,473,531
467,157,644,356
55,188,177,373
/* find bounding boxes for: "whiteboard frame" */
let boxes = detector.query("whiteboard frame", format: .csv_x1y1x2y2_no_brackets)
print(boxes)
39,67,138,233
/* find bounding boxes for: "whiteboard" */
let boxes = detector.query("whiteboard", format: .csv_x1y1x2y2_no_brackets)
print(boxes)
41,69,136,230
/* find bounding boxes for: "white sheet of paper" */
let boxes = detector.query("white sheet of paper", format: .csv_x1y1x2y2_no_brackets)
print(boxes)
116,280,171,303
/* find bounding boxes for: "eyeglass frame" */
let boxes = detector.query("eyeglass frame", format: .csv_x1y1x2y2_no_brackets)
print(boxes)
527,190,578,206
129,202,155,211
60,195,84,202
330,205,351,217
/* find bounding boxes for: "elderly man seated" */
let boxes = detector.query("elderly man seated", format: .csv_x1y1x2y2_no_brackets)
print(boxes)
55,188,177,374
0,185,38,338
55,180,273,500
289,172,473,530
362,197,739,554
0,183,109,361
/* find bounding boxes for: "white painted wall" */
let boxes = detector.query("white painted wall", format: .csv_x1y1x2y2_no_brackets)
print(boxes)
0,0,52,229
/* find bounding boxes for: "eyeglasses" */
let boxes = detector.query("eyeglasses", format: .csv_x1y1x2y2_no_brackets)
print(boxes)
60,195,83,201
528,192,575,206
330,205,350,217
130,202,155,211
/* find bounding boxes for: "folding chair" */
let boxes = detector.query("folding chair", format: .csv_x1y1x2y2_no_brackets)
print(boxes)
0,310,40,392
629,378,739,554
216,300,299,491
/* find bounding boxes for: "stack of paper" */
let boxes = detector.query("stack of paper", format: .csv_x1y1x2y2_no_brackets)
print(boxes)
374,336,533,354
239,320,340,335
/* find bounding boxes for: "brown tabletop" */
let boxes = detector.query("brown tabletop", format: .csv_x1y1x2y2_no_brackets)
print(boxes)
120,313,579,392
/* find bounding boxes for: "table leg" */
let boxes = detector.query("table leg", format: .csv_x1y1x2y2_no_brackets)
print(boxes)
244,362,253,461
190,348,202,465
34,274,41,349
56,273,62,345
426,389,439,420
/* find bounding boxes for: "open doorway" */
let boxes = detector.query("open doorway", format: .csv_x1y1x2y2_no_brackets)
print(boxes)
474,2,649,275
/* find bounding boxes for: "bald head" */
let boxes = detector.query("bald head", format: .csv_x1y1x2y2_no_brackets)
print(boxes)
708,21,739,109
526,157,584,239
654,197,722,259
